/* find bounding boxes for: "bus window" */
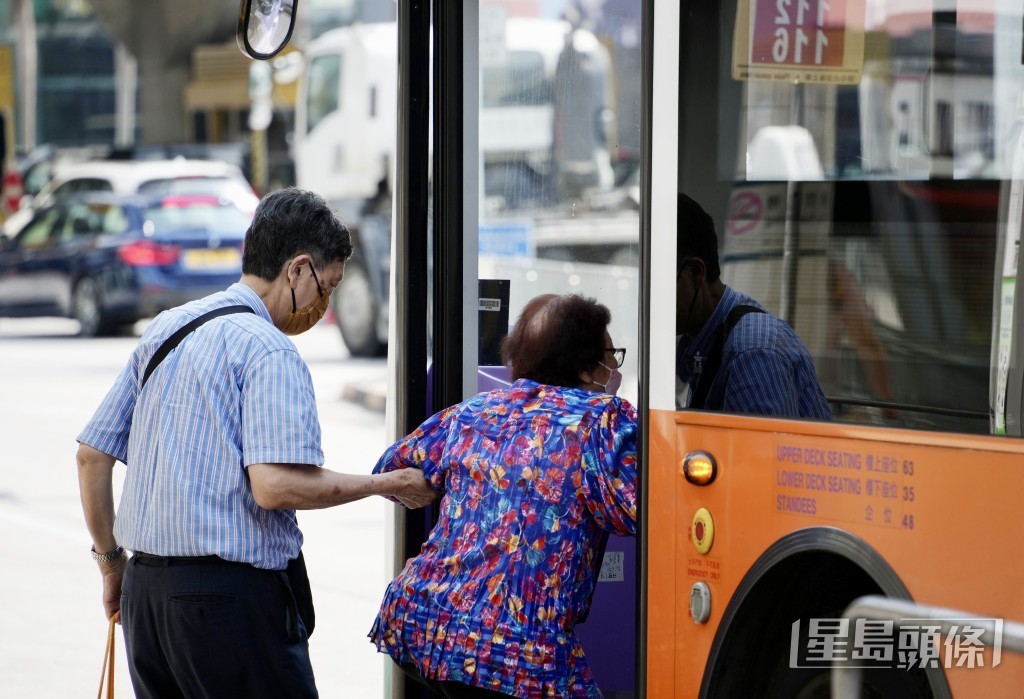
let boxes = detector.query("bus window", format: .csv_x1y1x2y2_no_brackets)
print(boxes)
673,0,1023,438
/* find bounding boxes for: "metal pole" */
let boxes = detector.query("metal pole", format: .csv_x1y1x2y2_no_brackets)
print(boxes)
13,0,37,151
114,44,137,148
832,595,1024,699
780,84,804,323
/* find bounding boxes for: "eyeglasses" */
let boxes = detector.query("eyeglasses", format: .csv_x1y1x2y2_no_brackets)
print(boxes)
605,347,626,368
309,265,325,297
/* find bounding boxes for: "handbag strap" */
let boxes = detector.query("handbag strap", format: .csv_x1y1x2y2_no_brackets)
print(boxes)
689,304,764,409
141,305,255,389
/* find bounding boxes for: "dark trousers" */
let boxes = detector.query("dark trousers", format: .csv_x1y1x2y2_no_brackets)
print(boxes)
121,552,318,699
400,662,512,699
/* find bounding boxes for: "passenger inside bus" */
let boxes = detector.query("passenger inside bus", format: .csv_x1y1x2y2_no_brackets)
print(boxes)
675,192,832,419
369,293,638,699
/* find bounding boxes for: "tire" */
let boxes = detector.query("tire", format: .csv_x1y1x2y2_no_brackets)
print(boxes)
705,546,940,699
72,277,112,338
334,257,386,357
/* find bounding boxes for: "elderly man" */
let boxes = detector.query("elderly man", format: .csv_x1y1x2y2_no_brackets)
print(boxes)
77,187,435,698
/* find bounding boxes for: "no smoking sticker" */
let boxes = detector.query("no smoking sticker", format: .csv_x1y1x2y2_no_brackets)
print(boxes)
728,191,764,236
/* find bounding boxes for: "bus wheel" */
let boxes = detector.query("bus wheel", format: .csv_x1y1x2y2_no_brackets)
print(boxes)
72,277,112,338
334,257,385,357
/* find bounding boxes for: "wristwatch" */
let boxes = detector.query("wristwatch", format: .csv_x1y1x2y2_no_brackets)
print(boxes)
91,545,125,563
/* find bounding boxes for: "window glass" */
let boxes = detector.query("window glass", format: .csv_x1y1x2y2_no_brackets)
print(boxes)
477,4,641,403
15,209,62,249
305,54,341,134
137,177,258,213
52,178,113,198
57,203,107,242
673,1,1023,437
481,50,551,107
142,202,253,232
102,205,130,235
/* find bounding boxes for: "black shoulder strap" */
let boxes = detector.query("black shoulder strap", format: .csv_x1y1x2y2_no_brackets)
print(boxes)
689,304,764,409
141,305,255,389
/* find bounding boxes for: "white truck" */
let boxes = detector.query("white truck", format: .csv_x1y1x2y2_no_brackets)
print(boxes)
294,18,617,355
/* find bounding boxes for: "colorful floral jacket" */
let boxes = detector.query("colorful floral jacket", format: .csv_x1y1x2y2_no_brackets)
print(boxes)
369,379,638,698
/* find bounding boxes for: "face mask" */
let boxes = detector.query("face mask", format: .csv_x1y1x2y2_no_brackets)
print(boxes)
281,265,329,336
593,361,622,396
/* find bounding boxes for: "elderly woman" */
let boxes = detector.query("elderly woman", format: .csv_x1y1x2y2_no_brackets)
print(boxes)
369,293,637,698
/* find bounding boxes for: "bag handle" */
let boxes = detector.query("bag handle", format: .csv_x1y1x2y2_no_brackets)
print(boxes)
141,305,255,389
689,304,764,409
97,615,116,699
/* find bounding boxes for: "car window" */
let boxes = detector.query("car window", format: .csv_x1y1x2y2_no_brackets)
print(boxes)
15,209,63,250
56,203,109,243
51,178,114,199
22,161,54,197
137,176,235,197
137,177,258,212
102,205,130,235
142,200,253,232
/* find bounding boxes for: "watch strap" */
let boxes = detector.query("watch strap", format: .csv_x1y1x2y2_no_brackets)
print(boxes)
91,545,125,563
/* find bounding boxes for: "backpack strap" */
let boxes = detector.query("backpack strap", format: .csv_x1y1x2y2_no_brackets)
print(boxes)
141,305,255,389
689,304,764,409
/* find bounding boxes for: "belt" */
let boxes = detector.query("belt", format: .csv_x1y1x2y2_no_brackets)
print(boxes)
132,551,233,567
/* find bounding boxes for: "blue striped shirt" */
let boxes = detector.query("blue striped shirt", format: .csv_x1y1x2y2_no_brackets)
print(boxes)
676,287,832,419
76,283,323,570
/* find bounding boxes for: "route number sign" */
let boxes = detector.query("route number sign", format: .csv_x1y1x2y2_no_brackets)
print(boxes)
733,0,865,84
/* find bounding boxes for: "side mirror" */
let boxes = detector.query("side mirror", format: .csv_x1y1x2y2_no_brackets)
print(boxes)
236,0,297,60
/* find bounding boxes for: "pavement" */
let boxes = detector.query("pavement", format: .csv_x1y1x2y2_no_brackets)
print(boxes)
341,380,387,414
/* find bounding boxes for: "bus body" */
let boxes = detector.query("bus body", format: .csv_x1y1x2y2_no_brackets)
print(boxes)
641,2,1024,695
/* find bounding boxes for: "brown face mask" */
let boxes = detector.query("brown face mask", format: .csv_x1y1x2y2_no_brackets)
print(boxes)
281,265,330,336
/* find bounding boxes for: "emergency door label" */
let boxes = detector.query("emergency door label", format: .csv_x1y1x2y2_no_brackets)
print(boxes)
733,0,866,84
686,555,722,582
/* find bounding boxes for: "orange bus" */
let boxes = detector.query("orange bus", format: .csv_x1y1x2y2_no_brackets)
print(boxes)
239,0,1024,696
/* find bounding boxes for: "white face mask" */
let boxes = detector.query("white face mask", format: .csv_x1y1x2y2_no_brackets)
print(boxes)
593,361,622,396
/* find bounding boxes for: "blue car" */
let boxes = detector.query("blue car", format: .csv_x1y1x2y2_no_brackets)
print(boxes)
0,193,252,336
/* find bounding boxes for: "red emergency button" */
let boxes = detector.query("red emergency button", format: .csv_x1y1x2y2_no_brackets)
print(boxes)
691,507,715,555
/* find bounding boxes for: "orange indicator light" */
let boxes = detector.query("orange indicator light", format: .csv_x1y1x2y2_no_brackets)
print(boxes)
682,451,718,486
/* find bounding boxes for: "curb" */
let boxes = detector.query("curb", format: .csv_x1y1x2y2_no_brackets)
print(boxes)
341,382,387,414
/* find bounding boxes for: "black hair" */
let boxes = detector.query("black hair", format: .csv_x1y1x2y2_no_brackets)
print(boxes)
501,294,611,388
677,192,721,282
242,187,353,279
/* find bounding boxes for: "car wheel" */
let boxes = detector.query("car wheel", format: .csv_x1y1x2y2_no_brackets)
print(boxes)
334,258,385,357
72,277,110,338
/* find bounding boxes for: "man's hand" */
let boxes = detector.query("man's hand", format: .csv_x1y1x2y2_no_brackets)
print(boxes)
99,555,127,623
381,468,438,509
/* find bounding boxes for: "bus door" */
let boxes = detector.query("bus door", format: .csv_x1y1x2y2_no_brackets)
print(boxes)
646,1,1024,697
390,2,645,697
